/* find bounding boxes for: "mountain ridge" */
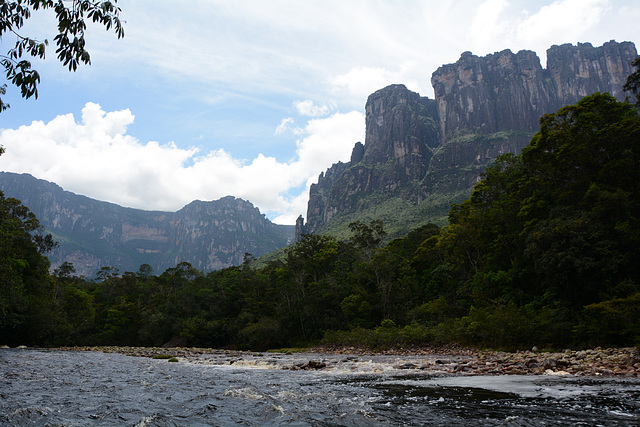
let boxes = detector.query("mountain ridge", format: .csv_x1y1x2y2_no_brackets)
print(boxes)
1,41,637,271
0,171,294,276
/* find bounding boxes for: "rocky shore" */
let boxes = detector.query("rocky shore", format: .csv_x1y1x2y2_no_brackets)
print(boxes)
473,347,639,377
27,345,638,377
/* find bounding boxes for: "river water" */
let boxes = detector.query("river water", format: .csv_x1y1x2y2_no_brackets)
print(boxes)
1,348,639,426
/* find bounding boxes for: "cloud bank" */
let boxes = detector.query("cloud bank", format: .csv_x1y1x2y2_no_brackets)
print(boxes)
0,103,364,224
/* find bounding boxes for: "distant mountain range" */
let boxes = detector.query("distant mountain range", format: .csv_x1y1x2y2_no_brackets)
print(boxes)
1,41,636,275
0,172,294,277
299,41,638,239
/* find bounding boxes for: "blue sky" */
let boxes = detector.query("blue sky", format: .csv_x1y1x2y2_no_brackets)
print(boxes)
1,0,639,224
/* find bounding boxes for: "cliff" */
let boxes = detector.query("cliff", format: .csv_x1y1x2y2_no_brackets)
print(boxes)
304,41,638,237
432,41,637,141
0,172,294,276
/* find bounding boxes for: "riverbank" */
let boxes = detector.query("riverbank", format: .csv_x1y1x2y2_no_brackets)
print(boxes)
34,345,639,377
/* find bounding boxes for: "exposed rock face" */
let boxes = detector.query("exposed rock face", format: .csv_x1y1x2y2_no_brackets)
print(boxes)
303,85,442,234
548,41,637,105
0,172,294,276
304,41,638,236
305,161,350,233
295,215,305,241
363,84,440,167
432,41,637,142
431,49,554,140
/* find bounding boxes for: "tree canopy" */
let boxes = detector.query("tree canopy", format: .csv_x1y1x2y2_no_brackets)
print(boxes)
0,0,124,112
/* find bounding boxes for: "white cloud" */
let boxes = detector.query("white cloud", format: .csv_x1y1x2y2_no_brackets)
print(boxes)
293,100,334,117
470,0,510,51
275,117,294,135
331,63,425,100
516,0,610,59
467,0,612,63
271,109,365,223
0,103,364,224
332,67,390,100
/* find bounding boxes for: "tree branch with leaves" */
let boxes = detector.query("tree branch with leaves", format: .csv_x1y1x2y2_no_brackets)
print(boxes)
0,0,124,112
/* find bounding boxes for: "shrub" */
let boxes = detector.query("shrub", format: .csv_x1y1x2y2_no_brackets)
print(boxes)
321,321,431,350
579,293,640,347
237,317,283,351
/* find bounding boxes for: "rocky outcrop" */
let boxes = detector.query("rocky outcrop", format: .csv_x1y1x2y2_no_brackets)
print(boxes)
431,49,554,141
303,41,638,236
362,84,440,167
0,172,294,276
432,41,637,142
304,85,441,234
548,41,637,106
305,160,350,233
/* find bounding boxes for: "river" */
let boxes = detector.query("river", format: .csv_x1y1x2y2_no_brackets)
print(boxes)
1,348,639,425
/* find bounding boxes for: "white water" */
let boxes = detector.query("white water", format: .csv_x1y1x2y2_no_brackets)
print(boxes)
1,349,639,426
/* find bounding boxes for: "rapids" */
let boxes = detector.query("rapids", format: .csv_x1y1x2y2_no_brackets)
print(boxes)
1,348,639,425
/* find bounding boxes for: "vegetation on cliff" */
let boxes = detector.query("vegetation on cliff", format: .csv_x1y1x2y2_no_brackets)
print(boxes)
1,92,639,351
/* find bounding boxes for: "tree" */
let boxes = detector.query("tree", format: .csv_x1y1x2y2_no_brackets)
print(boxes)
519,93,640,307
441,93,640,312
623,56,640,108
348,219,386,261
0,0,124,112
0,190,57,344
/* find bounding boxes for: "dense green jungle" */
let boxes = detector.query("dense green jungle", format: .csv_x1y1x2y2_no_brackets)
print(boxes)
2,91,640,352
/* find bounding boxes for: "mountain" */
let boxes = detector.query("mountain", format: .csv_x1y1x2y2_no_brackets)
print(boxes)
0,172,295,276
301,41,638,238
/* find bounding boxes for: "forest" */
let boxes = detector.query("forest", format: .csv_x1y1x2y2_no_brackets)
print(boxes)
1,91,640,351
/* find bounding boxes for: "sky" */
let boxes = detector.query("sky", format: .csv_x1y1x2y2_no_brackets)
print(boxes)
0,0,639,224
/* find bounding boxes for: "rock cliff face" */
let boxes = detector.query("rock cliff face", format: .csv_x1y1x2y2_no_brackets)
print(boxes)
432,41,637,141
548,41,637,106
304,41,638,236
0,172,294,276
304,85,442,234
432,49,553,140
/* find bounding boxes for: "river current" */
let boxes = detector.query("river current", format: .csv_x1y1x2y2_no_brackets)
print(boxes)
1,348,639,426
